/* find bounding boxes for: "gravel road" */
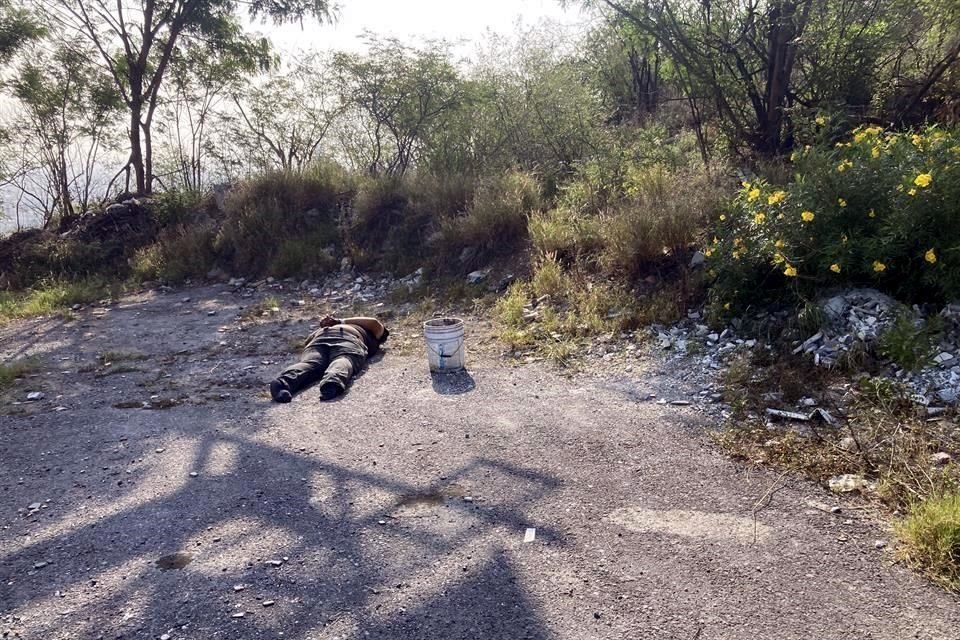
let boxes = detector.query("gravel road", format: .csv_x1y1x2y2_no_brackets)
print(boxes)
1,286,957,639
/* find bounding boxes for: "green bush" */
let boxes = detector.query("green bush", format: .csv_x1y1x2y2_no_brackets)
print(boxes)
131,225,216,284
898,493,960,592
528,206,602,263
878,311,943,372
530,154,724,278
216,164,349,275
709,126,960,309
437,170,541,261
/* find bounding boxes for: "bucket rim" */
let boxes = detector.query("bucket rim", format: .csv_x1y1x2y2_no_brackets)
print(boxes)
423,317,464,329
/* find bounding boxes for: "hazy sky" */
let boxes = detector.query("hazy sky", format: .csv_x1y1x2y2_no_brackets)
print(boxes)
258,0,588,55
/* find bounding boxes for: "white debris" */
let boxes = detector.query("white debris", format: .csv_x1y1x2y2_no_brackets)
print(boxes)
523,528,536,543
828,474,869,493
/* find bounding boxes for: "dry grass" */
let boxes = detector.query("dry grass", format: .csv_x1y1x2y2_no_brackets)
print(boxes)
716,354,960,590
0,357,41,389
599,165,724,276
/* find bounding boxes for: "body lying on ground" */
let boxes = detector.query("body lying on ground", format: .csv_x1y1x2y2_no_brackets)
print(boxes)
270,315,389,403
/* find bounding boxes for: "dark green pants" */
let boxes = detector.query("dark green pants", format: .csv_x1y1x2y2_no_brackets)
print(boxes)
275,345,364,396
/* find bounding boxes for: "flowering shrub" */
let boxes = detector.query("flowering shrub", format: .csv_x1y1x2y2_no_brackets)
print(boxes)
709,126,960,310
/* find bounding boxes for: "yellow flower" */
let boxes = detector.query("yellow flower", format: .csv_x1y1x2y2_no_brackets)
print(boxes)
767,191,786,205
914,173,933,188
773,252,786,265
873,261,886,273
712,237,719,245
911,134,923,147
774,239,785,249
753,212,767,225
801,210,815,222
704,247,714,257
733,238,743,247
747,188,761,202
784,265,798,277
719,214,727,221
868,209,876,218
830,263,841,273
871,146,881,159
723,303,731,310
925,249,937,264
837,159,853,173
838,198,847,208
853,131,866,143
815,115,827,126
908,188,917,196
865,126,883,136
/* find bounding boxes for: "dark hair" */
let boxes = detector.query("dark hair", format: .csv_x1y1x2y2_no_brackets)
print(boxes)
379,328,390,344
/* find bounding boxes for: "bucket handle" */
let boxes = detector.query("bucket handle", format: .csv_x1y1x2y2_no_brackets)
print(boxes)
426,340,464,360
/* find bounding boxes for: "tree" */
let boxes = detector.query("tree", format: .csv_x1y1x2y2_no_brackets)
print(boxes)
157,38,273,190
221,53,341,175
41,0,332,195
464,29,605,180
0,0,42,64
333,37,465,177
4,39,122,225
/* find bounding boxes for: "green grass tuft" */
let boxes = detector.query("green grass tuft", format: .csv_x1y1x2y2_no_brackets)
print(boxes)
0,280,107,323
898,494,960,592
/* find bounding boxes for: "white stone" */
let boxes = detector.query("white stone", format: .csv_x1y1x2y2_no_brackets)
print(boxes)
931,452,952,466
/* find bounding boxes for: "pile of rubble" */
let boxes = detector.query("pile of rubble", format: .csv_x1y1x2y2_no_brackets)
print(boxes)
795,289,898,367
656,288,960,408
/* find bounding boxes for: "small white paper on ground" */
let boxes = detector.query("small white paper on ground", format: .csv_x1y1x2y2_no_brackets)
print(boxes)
523,527,536,543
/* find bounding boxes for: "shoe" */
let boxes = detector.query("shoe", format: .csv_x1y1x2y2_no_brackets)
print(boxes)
270,380,292,403
319,381,342,401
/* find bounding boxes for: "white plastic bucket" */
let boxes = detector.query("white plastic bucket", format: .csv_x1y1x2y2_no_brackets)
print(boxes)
424,318,465,372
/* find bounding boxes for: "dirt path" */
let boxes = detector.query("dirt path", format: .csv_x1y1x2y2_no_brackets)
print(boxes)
1,285,957,639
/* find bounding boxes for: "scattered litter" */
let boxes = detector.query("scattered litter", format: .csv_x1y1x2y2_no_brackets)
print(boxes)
26,392,44,401
523,528,536,543
828,474,869,493
931,452,953,466
766,408,810,422
811,408,837,425
262,600,275,607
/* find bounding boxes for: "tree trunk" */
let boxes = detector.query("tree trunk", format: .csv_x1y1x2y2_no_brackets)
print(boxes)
129,102,146,195
143,121,153,195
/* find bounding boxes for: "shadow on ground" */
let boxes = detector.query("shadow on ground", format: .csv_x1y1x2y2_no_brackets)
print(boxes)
0,291,562,640
431,369,476,395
